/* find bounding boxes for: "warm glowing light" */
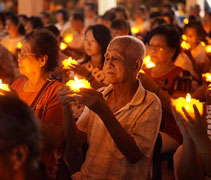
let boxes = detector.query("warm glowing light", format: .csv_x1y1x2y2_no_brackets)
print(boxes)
183,18,189,24
60,42,67,50
62,57,78,69
143,55,155,69
206,45,211,53
181,41,191,50
17,42,22,49
182,34,187,41
171,93,203,120
139,69,145,73
0,79,10,95
66,76,91,92
131,27,139,34
64,34,73,43
202,73,211,82
201,42,206,47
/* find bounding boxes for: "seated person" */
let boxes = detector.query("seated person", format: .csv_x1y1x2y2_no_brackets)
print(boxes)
0,95,50,180
58,36,162,180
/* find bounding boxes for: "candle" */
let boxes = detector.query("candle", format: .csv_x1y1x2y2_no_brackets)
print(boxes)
139,69,145,73
131,27,139,34
183,18,189,24
181,41,191,50
171,93,203,120
17,42,22,49
143,55,155,69
66,76,91,92
201,41,206,47
60,42,67,50
64,34,73,43
0,79,10,95
62,57,78,69
206,45,211,53
182,34,187,41
202,73,211,82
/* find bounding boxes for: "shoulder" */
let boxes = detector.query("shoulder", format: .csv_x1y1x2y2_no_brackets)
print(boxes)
11,78,27,89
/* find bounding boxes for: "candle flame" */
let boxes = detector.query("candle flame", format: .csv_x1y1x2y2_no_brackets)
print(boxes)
62,57,78,69
202,73,211,82
143,55,155,69
64,34,73,43
201,42,206,47
66,76,91,92
139,69,145,73
186,93,191,103
17,42,22,49
0,79,10,95
181,41,191,50
182,34,187,41
60,42,67,50
131,27,139,34
206,45,211,53
183,18,189,24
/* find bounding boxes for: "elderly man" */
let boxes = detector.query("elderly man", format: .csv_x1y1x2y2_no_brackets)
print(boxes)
58,36,162,180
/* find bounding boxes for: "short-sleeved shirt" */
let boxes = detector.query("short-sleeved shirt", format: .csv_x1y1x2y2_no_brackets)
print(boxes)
72,81,162,180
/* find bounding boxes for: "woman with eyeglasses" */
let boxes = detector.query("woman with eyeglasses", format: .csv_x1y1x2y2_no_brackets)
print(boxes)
11,29,63,179
139,25,192,153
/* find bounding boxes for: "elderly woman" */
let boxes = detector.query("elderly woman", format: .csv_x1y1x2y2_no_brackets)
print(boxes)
139,25,192,153
11,29,63,178
0,95,50,180
58,36,162,180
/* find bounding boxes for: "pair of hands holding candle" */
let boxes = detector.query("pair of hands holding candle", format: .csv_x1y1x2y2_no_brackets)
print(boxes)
58,85,106,114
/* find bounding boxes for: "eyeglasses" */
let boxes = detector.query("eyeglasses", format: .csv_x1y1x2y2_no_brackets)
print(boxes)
148,44,169,51
18,52,35,59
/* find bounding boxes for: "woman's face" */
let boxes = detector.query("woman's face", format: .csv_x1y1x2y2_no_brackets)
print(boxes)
6,19,19,35
185,27,199,49
18,41,42,77
148,35,175,65
84,30,101,57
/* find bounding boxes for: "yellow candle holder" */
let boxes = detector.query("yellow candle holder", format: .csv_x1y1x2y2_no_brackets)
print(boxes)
62,57,78,69
17,42,22,49
60,42,67,50
143,55,155,69
171,93,203,120
206,45,211,53
183,18,189,24
131,27,139,34
0,79,10,95
64,34,73,44
181,41,191,50
202,73,211,82
66,76,91,92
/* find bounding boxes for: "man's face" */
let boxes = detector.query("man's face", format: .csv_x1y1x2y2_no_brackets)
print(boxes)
104,41,133,84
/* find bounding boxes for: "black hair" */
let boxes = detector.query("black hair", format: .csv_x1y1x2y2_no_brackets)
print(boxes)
147,25,181,61
83,24,112,67
151,18,167,29
150,11,162,19
163,12,174,24
114,7,128,20
102,10,116,22
0,95,40,165
84,2,96,12
24,29,58,72
44,25,60,38
19,14,28,21
27,16,43,30
56,9,69,22
71,12,84,23
184,20,207,42
0,12,5,27
40,11,50,19
6,13,25,35
111,19,129,32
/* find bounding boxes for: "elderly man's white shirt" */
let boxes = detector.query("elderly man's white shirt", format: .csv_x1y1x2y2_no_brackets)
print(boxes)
72,80,162,180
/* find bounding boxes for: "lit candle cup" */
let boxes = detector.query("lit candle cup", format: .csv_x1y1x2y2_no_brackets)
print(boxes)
62,57,78,69
171,93,203,120
206,45,211,53
64,34,73,44
66,76,91,92
181,41,191,50
0,79,10,95
202,73,211,82
182,34,187,41
143,55,155,69
183,18,189,24
60,42,67,50
17,42,22,49
131,27,139,34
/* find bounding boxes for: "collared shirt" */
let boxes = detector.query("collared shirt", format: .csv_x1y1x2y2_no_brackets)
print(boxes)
72,80,162,180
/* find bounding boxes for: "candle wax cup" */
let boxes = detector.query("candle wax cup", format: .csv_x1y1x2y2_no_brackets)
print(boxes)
66,77,91,92
172,96,203,120
0,80,10,95
62,57,78,69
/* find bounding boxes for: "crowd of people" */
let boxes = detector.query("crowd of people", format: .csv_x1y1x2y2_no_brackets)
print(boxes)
0,1,211,180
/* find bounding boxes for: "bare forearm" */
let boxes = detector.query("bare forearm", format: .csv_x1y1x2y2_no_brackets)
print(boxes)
177,139,204,180
98,105,142,163
63,105,86,150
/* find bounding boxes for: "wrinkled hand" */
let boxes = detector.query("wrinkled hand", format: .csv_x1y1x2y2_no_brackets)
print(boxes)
138,72,158,92
57,85,77,106
69,64,90,78
75,88,107,114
